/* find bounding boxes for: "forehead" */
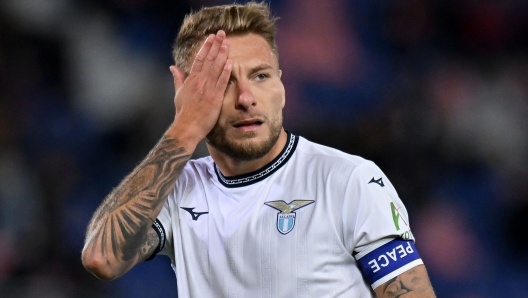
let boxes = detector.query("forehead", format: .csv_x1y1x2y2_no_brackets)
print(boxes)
188,33,277,71
225,33,277,68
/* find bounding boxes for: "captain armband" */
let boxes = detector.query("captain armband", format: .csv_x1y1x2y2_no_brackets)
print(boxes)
356,238,423,289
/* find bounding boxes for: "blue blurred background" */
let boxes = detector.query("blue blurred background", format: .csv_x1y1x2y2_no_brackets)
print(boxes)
1,0,528,297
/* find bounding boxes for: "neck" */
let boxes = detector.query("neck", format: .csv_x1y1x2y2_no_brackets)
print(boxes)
208,129,288,177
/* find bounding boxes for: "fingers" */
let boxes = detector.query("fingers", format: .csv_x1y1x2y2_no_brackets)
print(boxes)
190,34,215,74
169,65,185,91
190,30,226,75
215,59,233,95
210,39,229,81
184,30,231,100
200,31,226,76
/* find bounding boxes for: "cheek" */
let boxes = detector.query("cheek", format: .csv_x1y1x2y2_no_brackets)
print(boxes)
272,80,285,108
269,95,285,119
223,86,235,104
273,90,285,112
218,90,236,118
215,105,229,126
259,83,284,110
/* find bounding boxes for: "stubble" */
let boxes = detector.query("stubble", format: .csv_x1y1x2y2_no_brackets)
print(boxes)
206,114,282,161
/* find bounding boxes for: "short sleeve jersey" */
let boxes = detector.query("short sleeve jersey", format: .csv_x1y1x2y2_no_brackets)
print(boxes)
153,132,422,297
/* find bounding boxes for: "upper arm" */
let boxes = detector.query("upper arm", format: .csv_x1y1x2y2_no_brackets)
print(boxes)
374,264,436,298
345,162,433,295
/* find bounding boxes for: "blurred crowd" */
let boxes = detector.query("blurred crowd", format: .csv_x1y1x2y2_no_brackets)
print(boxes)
1,0,527,297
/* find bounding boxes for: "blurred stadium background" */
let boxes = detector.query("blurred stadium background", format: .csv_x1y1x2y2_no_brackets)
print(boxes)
1,0,528,297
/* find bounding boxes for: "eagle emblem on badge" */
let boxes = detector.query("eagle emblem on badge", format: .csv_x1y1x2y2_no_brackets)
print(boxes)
264,200,315,235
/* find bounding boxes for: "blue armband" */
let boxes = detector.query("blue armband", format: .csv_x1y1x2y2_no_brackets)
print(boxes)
357,238,423,289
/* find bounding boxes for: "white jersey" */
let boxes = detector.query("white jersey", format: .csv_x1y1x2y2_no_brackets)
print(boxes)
153,132,422,297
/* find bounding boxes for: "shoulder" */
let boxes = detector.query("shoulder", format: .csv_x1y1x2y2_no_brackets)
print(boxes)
167,155,214,202
177,155,215,184
288,136,388,195
295,136,375,174
186,155,214,171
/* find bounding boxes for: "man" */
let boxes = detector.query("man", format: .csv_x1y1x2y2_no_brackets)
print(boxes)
82,2,436,297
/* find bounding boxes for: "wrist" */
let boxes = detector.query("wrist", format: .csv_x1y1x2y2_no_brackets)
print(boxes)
164,122,202,151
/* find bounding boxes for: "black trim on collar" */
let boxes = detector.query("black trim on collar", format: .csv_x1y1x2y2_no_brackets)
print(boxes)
214,131,298,188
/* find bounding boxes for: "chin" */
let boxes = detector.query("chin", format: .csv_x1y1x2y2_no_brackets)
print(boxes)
207,127,281,161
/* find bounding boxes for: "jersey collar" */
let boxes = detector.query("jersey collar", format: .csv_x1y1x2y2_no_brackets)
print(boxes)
214,131,298,188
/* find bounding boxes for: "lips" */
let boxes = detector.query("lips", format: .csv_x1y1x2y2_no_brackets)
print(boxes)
233,118,263,128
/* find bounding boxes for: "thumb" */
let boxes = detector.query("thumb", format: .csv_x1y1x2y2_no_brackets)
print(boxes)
169,65,185,91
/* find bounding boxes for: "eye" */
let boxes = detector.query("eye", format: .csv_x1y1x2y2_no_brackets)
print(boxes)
255,73,269,81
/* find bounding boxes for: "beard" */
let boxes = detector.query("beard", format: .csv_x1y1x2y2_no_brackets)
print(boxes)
206,114,283,161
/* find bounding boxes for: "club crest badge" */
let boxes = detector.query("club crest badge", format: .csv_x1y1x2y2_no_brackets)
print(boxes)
264,200,315,235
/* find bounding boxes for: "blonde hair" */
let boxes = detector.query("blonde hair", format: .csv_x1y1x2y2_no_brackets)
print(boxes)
173,2,279,73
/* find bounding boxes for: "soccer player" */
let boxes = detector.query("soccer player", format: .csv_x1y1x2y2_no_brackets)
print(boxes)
82,2,436,297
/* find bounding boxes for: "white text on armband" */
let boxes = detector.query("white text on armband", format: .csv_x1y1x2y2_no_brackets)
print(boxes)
357,238,421,288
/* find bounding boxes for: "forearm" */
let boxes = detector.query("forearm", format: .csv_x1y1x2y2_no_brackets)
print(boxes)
82,134,192,279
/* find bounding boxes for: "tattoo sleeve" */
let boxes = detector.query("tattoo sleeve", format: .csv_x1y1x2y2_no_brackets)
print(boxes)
83,136,191,276
374,265,436,298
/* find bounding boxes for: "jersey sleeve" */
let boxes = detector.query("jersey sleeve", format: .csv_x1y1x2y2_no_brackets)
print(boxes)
156,198,174,257
148,181,179,262
146,196,174,261
345,161,423,289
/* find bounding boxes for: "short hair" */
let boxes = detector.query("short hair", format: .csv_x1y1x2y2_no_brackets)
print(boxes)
173,1,279,73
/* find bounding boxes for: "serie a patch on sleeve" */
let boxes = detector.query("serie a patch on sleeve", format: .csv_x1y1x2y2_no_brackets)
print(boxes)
357,238,423,289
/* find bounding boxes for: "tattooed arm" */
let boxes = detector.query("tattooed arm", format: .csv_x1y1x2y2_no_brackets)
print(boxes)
82,137,192,279
82,30,232,280
374,265,436,298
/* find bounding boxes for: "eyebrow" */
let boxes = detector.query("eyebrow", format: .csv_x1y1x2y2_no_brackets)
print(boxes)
247,64,273,76
228,64,274,83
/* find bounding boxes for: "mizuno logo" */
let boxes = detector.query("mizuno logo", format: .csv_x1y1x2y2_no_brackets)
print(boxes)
264,200,315,235
369,177,385,187
180,207,208,221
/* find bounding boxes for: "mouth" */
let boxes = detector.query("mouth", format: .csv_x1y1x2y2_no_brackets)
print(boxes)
232,118,264,131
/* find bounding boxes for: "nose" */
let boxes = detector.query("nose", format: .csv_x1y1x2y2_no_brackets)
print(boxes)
235,80,256,110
